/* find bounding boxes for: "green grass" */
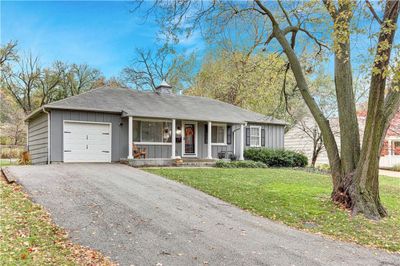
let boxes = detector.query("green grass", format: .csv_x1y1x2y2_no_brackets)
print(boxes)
0,176,114,265
146,168,400,252
0,159,18,167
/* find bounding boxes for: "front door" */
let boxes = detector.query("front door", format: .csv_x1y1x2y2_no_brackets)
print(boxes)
183,122,197,157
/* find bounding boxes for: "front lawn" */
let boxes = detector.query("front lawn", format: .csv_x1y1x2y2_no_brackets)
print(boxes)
0,175,114,265
146,168,400,252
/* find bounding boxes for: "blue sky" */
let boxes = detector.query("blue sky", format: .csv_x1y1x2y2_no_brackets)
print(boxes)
1,1,204,78
1,1,395,82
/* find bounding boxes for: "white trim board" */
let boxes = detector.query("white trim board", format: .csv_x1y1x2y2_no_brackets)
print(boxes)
249,125,262,147
181,121,198,157
210,123,227,145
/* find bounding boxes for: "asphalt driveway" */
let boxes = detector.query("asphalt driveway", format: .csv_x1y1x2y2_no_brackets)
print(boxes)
5,164,400,266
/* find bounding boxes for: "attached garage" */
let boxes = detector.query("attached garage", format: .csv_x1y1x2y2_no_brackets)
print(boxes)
63,121,111,163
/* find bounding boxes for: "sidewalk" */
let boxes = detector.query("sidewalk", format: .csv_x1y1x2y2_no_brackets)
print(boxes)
379,169,400,178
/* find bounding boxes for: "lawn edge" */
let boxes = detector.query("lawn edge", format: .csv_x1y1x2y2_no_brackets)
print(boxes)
145,168,400,254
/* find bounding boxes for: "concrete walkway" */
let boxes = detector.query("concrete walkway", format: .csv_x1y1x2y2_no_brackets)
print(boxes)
380,169,400,178
5,164,400,266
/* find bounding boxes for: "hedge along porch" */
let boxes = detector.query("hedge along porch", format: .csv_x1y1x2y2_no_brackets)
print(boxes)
25,82,286,165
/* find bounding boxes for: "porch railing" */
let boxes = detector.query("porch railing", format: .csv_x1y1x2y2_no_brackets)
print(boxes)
380,155,400,168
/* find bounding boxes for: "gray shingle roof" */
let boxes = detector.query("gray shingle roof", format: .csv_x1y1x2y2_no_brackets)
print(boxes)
41,87,286,125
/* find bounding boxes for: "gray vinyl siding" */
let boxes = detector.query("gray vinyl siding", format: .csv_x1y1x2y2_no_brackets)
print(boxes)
197,121,234,158
243,124,285,150
28,112,48,164
50,109,127,162
135,144,172,158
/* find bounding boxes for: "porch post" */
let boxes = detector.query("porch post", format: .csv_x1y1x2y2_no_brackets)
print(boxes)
239,124,244,160
389,139,393,167
171,119,176,159
207,121,212,159
128,116,133,159
389,140,393,155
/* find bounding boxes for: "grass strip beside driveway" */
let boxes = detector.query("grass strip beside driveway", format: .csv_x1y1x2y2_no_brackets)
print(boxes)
146,168,400,252
0,174,114,265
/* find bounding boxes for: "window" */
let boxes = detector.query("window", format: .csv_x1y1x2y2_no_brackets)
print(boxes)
394,141,400,155
133,121,140,142
212,125,226,144
250,126,261,147
133,120,172,144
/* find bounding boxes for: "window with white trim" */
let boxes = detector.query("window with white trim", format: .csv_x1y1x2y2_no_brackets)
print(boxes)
250,126,261,147
133,120,172,143
212,124,226,144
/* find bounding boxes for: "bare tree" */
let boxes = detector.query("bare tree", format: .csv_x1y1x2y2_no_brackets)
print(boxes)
136,0,400,219
2,53,41,114
93,76,127,89
0,41,18,66
122,45,195,91
59,63,101,97
296,119,325,168
1,44,102,114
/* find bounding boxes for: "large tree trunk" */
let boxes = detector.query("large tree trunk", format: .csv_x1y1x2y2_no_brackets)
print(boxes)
332,1,360,177
254,0,399,219
333,0,399,219
351,129,387,219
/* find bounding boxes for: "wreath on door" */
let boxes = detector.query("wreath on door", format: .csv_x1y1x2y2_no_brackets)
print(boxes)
185,127,193,136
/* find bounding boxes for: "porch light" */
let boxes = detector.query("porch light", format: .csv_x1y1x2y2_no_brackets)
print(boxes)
176,127,182,136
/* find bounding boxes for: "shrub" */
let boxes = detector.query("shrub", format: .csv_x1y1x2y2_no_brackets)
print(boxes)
244,148,308,167
215,160,267,168
0,136,12,145
19,151,31,165
316,164,331,171
1,147,24,159
392,164,400,172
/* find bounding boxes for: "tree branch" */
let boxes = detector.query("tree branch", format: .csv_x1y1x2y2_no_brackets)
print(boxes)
322,0,338,19
277,0,292,26
254,0,278,25
366,0,383,24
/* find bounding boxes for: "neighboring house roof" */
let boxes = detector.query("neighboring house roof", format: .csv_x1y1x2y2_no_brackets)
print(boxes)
26,87,286,125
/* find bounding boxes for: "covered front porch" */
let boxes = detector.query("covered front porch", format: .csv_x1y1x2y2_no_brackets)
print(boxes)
125,116,245,162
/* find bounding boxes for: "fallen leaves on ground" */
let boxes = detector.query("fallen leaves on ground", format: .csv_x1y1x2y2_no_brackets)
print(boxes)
0,173,116,265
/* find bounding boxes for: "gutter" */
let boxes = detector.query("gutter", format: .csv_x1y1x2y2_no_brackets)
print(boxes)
24,107,45,122
42,108,51,164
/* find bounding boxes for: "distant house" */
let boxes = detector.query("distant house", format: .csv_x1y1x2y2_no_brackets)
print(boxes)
285,111,400,168
25,82,286,165
284,117,339,166
358,111,400,168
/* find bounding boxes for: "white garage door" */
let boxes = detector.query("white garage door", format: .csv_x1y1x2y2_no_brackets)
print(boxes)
63,121,111,163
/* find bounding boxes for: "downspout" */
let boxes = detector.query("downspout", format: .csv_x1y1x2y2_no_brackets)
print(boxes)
26,121,29,153
42,108,51,164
